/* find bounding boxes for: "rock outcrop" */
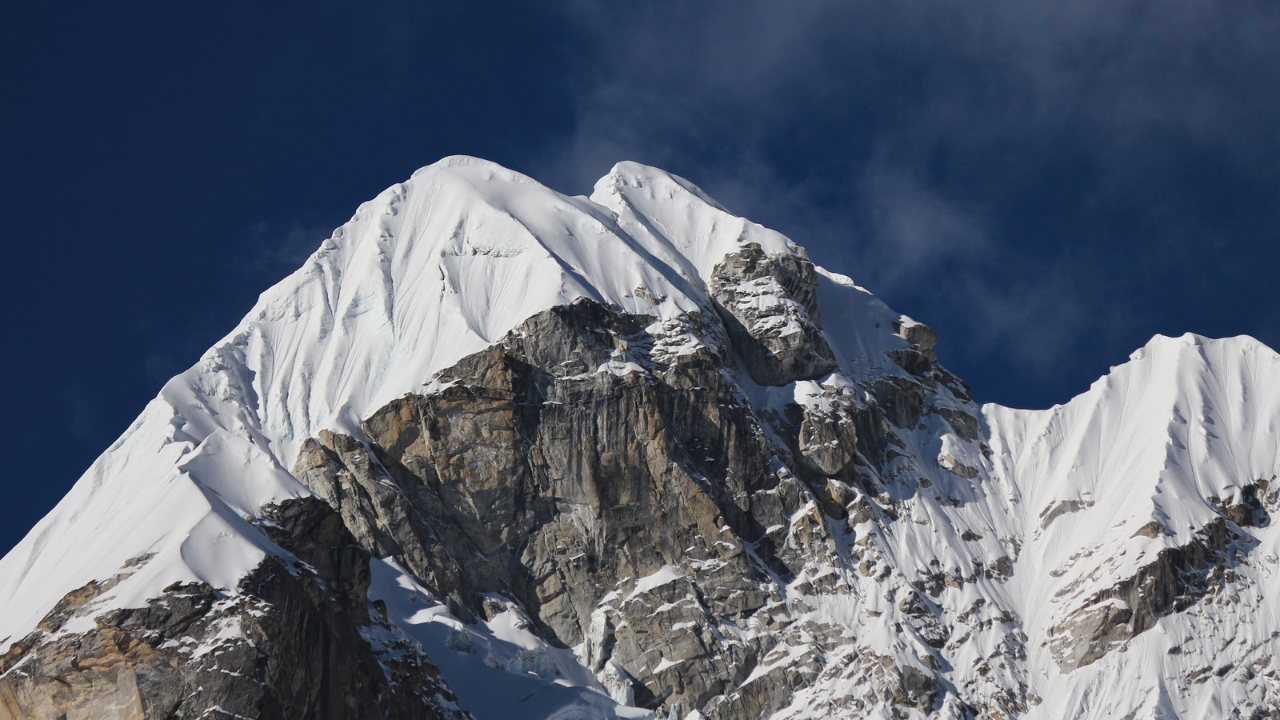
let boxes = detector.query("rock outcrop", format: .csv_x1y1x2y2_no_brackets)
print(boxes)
292,300,798,714
273,289,1015,719
1047,505,1266,672
709,243,837,386
0,498,466,720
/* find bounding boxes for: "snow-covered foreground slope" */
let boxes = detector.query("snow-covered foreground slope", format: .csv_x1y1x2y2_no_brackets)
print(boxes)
1,156,1278,720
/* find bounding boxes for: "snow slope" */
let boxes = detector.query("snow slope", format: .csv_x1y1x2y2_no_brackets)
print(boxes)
986,333,1280,718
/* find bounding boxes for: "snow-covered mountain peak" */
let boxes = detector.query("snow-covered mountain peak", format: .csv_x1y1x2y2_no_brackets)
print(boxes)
0,156,845,660
3,157,1278,720
236,156,709,441
983,333,1280,716
591,159,804,281
1129,330,1274,360
987,330,1280,550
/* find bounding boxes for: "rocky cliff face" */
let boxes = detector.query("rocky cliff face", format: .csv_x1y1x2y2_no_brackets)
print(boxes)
4,157,1280,720
273,246,1010,719
708,242,837,386
0,498,466,720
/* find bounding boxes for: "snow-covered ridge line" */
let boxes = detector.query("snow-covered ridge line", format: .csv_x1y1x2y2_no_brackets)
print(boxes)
0,156,829,653
3,154,1279,720
984,331,1280,718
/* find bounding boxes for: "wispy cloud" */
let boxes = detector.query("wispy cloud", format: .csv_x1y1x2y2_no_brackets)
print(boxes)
239,221,333,286
532,0,1280,407
138,220,335,391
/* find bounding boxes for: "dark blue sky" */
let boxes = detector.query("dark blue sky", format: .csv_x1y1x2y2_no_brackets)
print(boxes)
2,1,1278,555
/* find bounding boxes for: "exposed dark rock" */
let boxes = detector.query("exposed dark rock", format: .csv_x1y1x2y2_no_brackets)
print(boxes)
1039,499,1095,530
936,407,981,443
1132,520,1172,538
796,400,859,477
708,243,837,386
282,300,825,715
893,321,939,357
847,401,899,471
938,453,979,480
888,659,940,712
6,291,983,719
887,349,933,378
0,498,466,720
870,376,926,431
1048,517,1242,671
1222,482,1270,528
